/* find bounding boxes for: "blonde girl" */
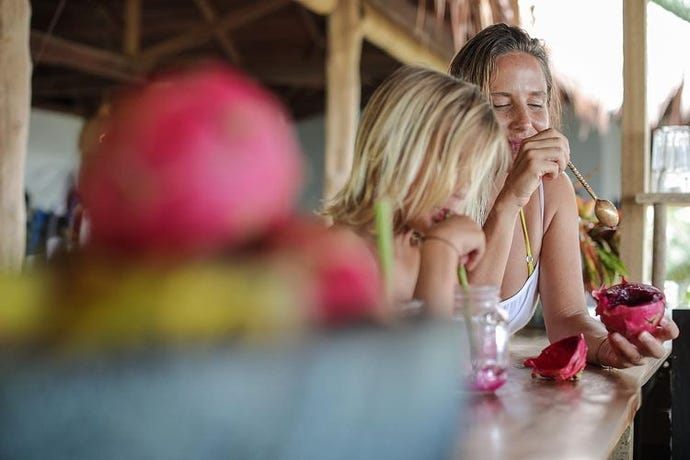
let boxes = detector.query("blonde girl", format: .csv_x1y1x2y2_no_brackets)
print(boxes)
323,65,510,314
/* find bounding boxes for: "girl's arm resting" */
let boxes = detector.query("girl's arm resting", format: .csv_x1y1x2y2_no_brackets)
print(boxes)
414,238,459,316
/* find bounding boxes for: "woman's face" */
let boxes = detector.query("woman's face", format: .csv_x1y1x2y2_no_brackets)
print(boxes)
489,52,550,156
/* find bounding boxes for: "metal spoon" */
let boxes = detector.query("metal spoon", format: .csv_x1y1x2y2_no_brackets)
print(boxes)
567,161,620,227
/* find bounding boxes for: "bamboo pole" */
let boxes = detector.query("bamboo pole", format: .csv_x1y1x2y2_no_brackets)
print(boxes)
620,0,648,282
294,0,337,15
123,0,141,56
0,0,31,271
323,0,362,201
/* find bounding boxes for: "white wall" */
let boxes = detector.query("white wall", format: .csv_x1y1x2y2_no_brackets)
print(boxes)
25,108,84,215
562,106,622,205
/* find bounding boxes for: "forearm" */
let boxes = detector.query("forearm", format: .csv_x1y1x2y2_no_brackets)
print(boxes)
414,240,458,316
545,310,608,364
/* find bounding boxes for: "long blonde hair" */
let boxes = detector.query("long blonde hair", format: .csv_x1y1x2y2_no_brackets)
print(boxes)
322,65,510,234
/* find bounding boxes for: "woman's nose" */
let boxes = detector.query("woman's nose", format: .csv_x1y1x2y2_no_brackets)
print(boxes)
510,104,532,130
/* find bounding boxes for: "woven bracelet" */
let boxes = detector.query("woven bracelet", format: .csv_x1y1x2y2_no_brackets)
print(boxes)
420,235,461,257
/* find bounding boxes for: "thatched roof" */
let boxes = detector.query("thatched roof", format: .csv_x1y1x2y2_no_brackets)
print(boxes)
29,0,518,121
30,0,689,129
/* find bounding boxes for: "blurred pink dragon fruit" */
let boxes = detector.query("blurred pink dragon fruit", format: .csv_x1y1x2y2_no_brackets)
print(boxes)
79,63,303,258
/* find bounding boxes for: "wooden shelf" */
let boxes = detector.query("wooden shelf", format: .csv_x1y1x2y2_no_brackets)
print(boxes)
636,193,690,205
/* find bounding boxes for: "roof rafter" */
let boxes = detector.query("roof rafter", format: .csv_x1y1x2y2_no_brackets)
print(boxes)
137,0,289,69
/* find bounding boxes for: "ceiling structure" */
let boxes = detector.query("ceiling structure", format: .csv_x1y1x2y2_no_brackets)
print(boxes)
29,0,518,122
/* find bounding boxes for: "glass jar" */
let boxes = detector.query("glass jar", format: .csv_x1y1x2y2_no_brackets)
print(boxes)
454,285,509,392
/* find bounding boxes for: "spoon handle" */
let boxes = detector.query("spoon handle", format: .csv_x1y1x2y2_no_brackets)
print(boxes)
567,161,599,200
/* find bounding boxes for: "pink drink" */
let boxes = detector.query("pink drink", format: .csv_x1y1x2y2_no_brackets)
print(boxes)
469,364,507,392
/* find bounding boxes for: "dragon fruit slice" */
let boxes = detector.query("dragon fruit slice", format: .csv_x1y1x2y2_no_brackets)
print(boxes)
524,334,588,381
592,278,665,340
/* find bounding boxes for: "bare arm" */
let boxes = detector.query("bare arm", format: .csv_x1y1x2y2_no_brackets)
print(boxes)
468,128,567,287
537,174,609,363
538,175,679,367
415,216,485,316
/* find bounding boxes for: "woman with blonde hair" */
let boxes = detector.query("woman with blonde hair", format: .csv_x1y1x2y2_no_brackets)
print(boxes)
449,23,678,367
323,65,510,314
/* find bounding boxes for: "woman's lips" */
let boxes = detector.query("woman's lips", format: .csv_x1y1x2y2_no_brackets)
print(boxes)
509,140,522,155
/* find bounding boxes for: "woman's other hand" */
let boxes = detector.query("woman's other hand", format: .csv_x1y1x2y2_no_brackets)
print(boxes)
597,316,680,367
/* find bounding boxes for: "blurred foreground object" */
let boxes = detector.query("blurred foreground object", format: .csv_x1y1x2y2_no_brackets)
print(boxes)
79,63,303,258
0,321,465,460
0,63,431,460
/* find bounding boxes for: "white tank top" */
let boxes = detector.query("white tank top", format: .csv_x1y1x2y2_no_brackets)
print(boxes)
501,183,544,334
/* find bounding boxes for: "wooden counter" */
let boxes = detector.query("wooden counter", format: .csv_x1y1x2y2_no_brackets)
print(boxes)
456,331,671,460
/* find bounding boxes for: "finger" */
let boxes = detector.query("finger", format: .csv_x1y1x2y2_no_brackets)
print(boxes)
655,316,680,341
463,247,484,270
609,332,644,366
635,331,666,359
540,160,561,180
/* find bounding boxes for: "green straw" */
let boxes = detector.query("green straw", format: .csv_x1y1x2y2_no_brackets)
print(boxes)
375,199,394,303
457,264,469,289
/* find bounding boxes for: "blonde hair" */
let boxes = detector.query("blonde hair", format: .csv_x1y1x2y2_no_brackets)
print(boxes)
322,65,510,234
448,23,562,129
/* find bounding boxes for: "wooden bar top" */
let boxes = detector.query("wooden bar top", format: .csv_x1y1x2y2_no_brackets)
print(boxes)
456,330,671,460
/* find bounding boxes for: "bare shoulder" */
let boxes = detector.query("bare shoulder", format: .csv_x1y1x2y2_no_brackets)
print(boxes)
541,173,578,226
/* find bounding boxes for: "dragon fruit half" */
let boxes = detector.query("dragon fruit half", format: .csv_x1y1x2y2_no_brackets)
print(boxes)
592,278,665,340
524,334,588,381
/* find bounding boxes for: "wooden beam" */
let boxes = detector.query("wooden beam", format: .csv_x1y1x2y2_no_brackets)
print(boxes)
294,0,338,15
620,0,649,282
192,0,243,64
297,0,453,69
324,0,362,201
139,0,289,67
31,30,142,83
123,0,141,56
361,0,450,71
0,0,31,271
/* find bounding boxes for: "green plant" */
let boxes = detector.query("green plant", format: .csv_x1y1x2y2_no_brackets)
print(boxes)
578,195,627,293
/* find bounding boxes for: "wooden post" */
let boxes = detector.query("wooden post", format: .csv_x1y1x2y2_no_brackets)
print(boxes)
0,0,31,271
621,0,648,282
123,0,141,56
323,0,362,201
651,203,666,289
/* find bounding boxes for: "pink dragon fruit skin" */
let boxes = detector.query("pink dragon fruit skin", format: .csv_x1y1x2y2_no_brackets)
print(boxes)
592,278,665,340
524,334,588,381
79,63,303,258
266,218,384,326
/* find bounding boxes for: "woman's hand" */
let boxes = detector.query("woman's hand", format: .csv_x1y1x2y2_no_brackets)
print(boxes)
500,128,571,209
596,316,680,368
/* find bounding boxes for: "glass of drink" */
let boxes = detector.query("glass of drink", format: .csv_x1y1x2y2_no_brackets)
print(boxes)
454,285,509,392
